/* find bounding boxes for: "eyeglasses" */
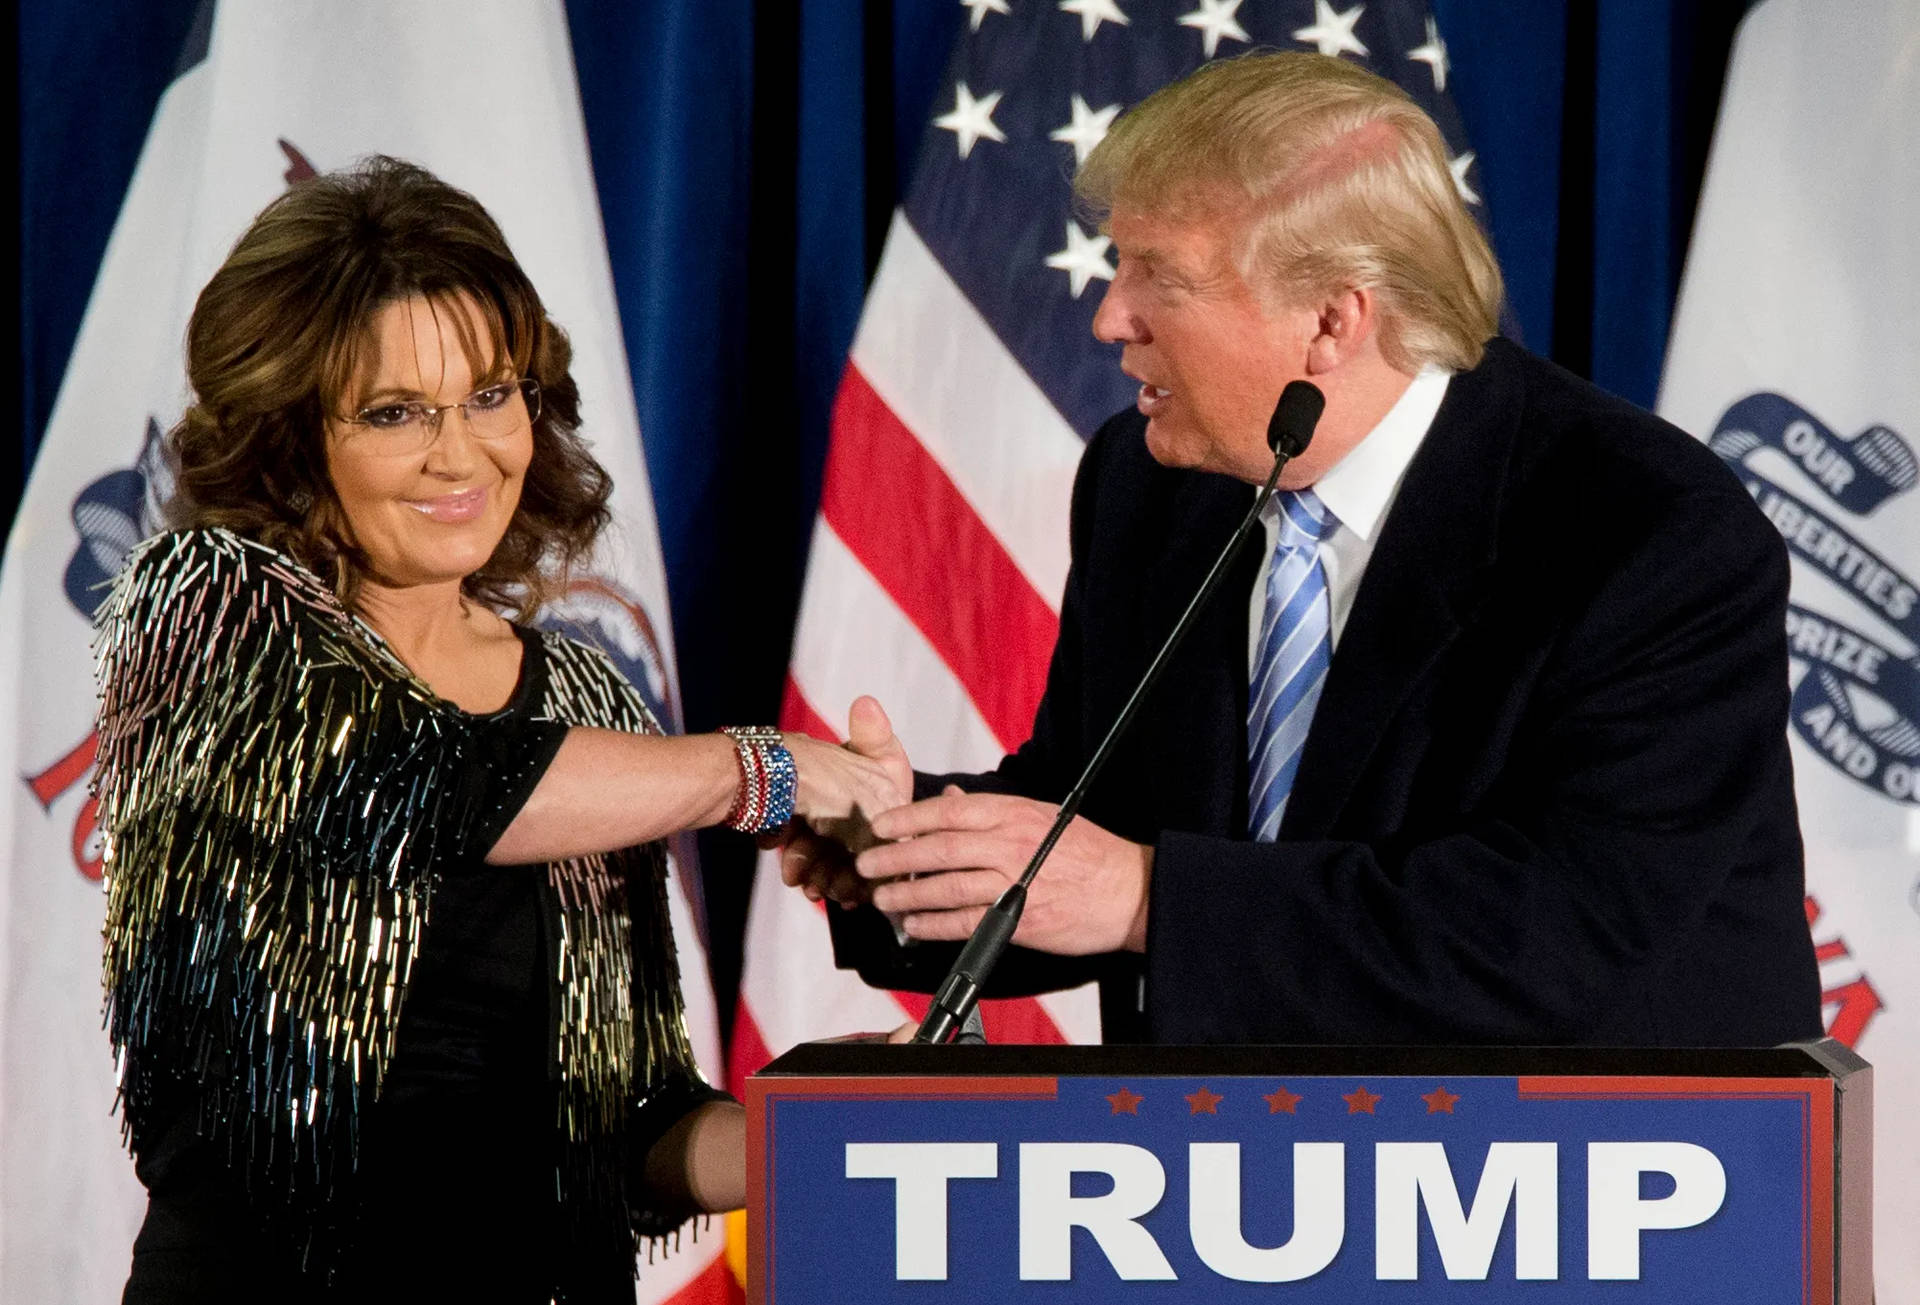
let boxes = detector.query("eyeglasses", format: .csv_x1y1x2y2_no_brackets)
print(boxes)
339,378,542,453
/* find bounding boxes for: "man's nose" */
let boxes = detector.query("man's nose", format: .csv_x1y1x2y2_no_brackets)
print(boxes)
1090,282,1140,344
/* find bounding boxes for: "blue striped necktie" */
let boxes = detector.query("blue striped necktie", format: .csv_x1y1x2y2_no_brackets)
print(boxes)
1248,489,1336,842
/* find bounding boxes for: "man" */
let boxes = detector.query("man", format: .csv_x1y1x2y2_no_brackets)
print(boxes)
793,52,1821,1047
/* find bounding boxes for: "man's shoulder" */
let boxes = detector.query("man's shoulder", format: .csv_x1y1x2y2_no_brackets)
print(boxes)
1471,338,1746,507
1461,340,1784,584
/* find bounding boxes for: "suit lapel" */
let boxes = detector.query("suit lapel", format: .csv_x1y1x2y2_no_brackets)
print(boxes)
1282,347,1521,836
1136,468,1263,839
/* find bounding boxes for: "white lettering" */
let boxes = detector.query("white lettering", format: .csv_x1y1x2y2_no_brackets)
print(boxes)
1587,1142,1727,1279
845,1141,998,1280
1188,1142,1344,1281
1376,1142,1559,1280
1018,1142,1177,1281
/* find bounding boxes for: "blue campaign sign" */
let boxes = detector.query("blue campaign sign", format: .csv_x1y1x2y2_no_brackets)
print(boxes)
749,1070,1832,1303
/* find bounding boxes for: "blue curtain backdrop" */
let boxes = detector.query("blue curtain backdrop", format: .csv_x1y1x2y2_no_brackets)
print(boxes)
11,0,1751,1027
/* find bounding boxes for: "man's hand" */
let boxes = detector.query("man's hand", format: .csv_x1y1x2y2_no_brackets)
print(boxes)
777,696,913,906
856,788,1152,955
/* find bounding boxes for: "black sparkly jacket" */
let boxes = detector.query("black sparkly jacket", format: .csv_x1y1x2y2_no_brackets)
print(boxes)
94,527,711,1259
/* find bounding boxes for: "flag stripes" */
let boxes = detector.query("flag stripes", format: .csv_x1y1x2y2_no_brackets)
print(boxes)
821,366,1057,750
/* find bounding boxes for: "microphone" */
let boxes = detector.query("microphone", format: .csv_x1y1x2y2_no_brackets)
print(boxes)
912,380,1326,1045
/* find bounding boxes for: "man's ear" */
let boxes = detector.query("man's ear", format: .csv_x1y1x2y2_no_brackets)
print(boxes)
1304,286,1377,375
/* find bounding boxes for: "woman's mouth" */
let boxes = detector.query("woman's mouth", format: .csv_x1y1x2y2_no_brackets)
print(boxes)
405,487,488,523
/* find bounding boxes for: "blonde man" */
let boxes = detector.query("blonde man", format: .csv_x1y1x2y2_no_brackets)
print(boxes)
796,54,1819,1048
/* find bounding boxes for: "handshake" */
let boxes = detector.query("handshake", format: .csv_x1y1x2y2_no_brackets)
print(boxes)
775,697,1153,958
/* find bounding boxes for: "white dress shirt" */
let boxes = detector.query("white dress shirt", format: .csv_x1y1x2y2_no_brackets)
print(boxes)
1248,365,1452,674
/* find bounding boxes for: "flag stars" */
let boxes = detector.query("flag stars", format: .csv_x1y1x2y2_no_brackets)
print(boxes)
935,82,1007,160
1050,94,1122,167
1186,1086,1224,1114
1294,1,1369,59
960,0,1011,32
1423,1085,1461,1114
1263,1085,1302,1115
1059,0,1129,42
1406,15,1450,91
1178,0,1250,58
1107,1086,1144,1115
1449,150,1480,205
1343,1084,1382,1114
1045,222,1116,298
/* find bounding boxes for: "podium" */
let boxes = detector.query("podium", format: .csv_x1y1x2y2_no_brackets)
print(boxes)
747,1039,1870,1303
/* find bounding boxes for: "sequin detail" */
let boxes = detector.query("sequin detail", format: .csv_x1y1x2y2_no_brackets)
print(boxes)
95,527,703,1261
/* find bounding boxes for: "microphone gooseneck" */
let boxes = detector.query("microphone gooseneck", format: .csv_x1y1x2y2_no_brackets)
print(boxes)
912,380,1327,1045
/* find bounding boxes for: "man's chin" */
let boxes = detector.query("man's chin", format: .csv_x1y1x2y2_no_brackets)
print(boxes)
1141,420,1196,470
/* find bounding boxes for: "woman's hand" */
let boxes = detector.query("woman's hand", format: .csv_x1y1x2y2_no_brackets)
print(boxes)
784,697,913,851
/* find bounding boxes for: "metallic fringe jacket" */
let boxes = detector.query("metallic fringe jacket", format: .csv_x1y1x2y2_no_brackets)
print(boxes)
94,527,708,1258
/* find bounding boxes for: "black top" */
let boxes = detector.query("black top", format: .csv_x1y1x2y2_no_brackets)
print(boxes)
122,627,711,1304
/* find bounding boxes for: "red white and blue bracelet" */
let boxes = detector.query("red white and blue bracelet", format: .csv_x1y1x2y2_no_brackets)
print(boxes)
721,726,797,834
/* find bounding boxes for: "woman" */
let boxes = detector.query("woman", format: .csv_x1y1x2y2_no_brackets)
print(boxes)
94,157,901,1302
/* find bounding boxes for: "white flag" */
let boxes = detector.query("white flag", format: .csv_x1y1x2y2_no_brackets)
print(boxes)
0,4,733,1301
1659,2,1920,1296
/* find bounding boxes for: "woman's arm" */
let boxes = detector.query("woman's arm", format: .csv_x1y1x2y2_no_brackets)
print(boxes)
485,728,907,865
640,1098,747,1213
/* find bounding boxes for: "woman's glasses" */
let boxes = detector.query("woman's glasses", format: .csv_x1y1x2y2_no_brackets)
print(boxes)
339,378,541,454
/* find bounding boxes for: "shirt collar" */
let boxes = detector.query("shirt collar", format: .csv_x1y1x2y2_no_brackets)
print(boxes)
1296,364,1451,544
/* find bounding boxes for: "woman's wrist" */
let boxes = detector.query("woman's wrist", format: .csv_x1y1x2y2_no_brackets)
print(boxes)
719,726,795,834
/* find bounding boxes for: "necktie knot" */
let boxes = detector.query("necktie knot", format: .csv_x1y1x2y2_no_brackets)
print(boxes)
1274,488,1333,553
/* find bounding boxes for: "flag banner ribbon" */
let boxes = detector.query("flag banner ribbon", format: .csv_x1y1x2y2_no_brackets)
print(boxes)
1710,391,1920,802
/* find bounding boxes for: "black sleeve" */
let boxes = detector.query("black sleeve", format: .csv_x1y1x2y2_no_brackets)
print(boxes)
456,714,571,865
625,1077,739,1236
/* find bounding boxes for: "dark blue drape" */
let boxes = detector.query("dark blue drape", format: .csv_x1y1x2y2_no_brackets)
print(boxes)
12,0,1753,1024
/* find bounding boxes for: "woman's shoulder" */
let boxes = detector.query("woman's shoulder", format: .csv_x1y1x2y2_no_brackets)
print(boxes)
112,526,342,620
529,625,663,734
98,526,391,695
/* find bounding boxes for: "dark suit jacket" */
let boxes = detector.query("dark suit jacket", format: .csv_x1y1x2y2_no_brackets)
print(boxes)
831,338,1823,1047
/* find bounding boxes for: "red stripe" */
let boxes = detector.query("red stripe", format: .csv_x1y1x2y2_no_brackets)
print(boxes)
890,989,1070,1047
778,676,839,741
656,1250,744,1305
757,678,1072,1048
819,364,1058,752
728,1004,775,1097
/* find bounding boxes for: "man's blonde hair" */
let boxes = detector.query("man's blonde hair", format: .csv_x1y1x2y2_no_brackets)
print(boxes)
1076,52,1502,374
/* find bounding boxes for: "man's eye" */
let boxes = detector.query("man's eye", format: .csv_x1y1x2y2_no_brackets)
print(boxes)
360,404,419,429
468,383,515,412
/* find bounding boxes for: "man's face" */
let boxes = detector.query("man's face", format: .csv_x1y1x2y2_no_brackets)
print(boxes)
1092,204,1316,484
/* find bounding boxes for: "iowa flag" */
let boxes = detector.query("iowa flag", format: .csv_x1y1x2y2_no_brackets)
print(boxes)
1659,1,1920,1295
0,3,733,1300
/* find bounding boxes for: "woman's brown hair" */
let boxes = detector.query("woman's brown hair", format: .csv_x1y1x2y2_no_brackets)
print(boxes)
168,155,612,619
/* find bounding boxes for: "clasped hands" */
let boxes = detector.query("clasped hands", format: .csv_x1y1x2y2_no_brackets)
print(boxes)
780,697,1151,956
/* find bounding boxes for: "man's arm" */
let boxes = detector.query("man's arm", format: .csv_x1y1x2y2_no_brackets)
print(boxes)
855,485,1816,1043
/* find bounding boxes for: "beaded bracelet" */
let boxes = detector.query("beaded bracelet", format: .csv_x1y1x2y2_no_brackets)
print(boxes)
721,726,796,834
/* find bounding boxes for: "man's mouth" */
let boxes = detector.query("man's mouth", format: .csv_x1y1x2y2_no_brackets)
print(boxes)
405,487,488,523
1137,383,1172,415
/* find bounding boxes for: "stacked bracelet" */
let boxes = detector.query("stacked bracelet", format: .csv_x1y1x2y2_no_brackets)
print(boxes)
721,726,797,834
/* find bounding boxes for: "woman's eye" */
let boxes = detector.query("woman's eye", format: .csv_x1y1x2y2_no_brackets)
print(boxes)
468,384,514,412
360,404,418,429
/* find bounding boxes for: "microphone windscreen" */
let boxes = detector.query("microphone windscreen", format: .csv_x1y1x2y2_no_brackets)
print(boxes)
1267,381,1325,458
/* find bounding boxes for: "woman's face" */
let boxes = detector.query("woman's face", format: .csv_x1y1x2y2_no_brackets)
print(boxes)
325,293,534,591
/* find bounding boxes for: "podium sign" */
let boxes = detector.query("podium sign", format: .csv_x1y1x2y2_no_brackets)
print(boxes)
747,1042,1869,1303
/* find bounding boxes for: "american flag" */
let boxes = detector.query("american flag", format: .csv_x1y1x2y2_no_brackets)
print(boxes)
731,0,1486,1072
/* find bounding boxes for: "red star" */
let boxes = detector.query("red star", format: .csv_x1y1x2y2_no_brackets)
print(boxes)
1185,1087,1224,1115
1263,1085,1302,1114
1106,1087,1143,1115
1422,1085,1460,1114
1343,1085,1382,1115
